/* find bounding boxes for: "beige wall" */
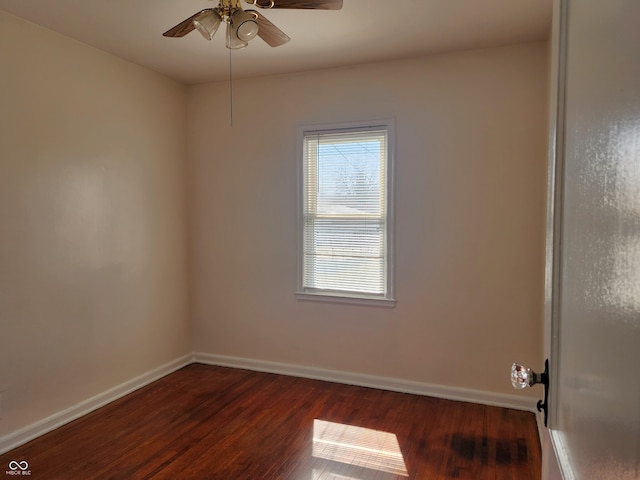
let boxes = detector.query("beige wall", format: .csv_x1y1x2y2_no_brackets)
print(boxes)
188,42,548,396
0,11,191,435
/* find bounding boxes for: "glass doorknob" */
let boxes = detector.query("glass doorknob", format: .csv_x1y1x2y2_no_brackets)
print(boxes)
510,359,550,426
511,363,541,388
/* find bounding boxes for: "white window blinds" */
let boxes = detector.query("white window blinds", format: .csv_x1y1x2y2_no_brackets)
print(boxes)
300,124,393,302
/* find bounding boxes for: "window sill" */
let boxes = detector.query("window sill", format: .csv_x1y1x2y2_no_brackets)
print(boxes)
295,291,396,308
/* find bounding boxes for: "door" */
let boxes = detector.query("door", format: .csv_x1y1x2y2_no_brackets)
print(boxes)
546,0,640,478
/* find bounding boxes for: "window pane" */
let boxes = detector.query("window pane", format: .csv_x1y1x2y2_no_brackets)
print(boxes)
303,218,385,294
316,139,383,216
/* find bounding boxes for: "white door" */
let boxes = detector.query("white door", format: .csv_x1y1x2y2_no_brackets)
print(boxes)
546,0,640,478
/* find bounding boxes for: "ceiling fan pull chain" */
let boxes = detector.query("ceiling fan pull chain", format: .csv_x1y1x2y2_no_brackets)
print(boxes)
229,32,234,127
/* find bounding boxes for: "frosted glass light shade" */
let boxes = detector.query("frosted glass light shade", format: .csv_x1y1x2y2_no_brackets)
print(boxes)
226,23,248,49
231,10,259,42
193,10,222,40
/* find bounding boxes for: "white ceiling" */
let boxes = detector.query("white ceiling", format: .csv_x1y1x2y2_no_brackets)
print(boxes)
0,0,552,85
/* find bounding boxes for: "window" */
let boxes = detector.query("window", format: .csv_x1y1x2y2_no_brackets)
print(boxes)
297,120,394,306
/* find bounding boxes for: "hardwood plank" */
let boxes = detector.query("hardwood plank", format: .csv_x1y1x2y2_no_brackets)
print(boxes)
0,364,541,479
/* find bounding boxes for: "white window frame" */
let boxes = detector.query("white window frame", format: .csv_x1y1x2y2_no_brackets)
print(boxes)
296,119,395,307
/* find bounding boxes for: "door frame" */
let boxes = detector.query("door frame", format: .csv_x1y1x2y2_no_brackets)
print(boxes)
542,0,570,478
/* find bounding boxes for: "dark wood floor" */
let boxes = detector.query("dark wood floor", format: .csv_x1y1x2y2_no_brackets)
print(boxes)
1,364,541,479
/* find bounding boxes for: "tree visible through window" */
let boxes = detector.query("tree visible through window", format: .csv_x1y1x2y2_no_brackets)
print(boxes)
298,121,394,305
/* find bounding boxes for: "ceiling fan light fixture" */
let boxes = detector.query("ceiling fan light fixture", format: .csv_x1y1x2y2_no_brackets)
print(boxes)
193,10,222,40
231,10,259,42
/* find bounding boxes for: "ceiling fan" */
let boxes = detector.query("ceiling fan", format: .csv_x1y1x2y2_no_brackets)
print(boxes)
163,0,344,49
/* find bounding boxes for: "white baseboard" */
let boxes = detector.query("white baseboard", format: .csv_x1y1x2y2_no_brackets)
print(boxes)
0,354,193,455
193,352,538,413
1,352,540,456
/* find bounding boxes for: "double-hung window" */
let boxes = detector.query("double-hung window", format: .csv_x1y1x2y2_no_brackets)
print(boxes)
297,120,394,306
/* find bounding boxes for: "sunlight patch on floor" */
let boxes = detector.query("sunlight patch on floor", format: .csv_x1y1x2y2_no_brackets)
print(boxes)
312,419,409,477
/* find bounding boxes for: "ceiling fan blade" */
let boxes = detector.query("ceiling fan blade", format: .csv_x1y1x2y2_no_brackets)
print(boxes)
163,9,211,37
247,10,291,47
249,0,343,9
